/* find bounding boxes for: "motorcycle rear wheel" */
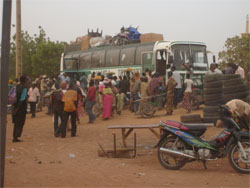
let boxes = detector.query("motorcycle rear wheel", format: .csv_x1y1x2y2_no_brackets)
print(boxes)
228,139,250,174
158,136,187,170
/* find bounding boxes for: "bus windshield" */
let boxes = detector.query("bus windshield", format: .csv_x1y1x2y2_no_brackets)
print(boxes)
170,44,208,71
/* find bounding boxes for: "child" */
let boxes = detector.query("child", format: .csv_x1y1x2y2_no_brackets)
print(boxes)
116,89,125,115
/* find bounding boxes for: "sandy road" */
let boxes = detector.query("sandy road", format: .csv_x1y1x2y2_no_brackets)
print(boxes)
4,107,250,187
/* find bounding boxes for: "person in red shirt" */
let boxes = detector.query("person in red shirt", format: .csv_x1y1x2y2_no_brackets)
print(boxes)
86,80,96,123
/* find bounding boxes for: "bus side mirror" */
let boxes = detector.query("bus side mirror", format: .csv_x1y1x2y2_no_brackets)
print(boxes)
213,55,216,63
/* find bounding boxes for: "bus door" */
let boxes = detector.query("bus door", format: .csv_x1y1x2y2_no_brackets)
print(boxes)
141,52,154,71
155,50,167,76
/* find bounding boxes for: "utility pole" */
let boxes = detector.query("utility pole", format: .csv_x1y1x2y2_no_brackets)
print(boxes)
0,0,12,187
16,0,22,78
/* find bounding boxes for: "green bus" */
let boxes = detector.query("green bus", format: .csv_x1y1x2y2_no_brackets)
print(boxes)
60,40,209,88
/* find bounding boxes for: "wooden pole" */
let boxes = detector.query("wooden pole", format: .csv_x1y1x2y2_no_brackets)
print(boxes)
0,0,12,187
16,0,22,79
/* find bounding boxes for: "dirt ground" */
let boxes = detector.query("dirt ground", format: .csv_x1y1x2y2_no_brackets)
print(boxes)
4,107,250,187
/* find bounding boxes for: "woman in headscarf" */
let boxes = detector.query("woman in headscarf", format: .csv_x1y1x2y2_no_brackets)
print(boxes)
147,72,162,107
102,81,113,120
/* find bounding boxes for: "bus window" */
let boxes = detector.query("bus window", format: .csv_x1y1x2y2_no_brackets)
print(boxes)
106,48,120,66
64,59,77,70
79,52,91,69
190,45,208,70
120,47,136,66
91,50,105,68
171,44,190,70
135,45,154,65
142,52,153,71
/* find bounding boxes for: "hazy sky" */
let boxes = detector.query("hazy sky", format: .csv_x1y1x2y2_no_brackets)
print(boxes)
1,0,249,61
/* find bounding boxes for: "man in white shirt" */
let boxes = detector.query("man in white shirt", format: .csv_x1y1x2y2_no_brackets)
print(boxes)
206,63,218,74
171,66,182,107
28,82,40,118
214,63,222,74
233,64,245,79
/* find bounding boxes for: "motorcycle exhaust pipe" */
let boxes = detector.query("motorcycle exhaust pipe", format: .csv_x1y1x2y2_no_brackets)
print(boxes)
159,148,196,159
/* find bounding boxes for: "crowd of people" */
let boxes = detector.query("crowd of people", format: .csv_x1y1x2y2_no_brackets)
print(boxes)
9,61,247,142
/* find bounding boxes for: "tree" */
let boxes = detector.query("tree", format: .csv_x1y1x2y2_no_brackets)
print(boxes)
9,26,66,80
218,34,250,73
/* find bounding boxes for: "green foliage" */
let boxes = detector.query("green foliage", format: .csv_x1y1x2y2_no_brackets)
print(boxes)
9,26,66,79
218,34,250,73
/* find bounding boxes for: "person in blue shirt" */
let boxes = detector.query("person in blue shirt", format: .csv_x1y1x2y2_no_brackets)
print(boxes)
12,75,28,142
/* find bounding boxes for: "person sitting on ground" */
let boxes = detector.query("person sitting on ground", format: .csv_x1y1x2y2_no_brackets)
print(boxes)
182,73,193,113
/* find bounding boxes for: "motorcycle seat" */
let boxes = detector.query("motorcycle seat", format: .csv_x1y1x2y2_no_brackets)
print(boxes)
164,120,207,137
183,123,207,131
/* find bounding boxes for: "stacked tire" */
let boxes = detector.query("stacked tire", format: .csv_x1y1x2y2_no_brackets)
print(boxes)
202,74,223,124
223,74,248,104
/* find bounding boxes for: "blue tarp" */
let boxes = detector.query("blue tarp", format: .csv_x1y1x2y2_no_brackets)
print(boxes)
128,27,141,40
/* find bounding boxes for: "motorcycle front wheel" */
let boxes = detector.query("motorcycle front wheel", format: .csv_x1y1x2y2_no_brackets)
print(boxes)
158,136,187,170
228,139,250,174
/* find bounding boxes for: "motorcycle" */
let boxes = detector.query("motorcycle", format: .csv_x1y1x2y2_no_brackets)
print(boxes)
111,26,141,46
156,105,250,174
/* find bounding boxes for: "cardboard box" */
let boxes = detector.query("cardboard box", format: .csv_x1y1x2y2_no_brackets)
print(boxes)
140,33,164,43
81,35,90,51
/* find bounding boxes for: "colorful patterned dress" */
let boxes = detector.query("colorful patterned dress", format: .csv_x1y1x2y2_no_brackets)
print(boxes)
166,77,177,114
